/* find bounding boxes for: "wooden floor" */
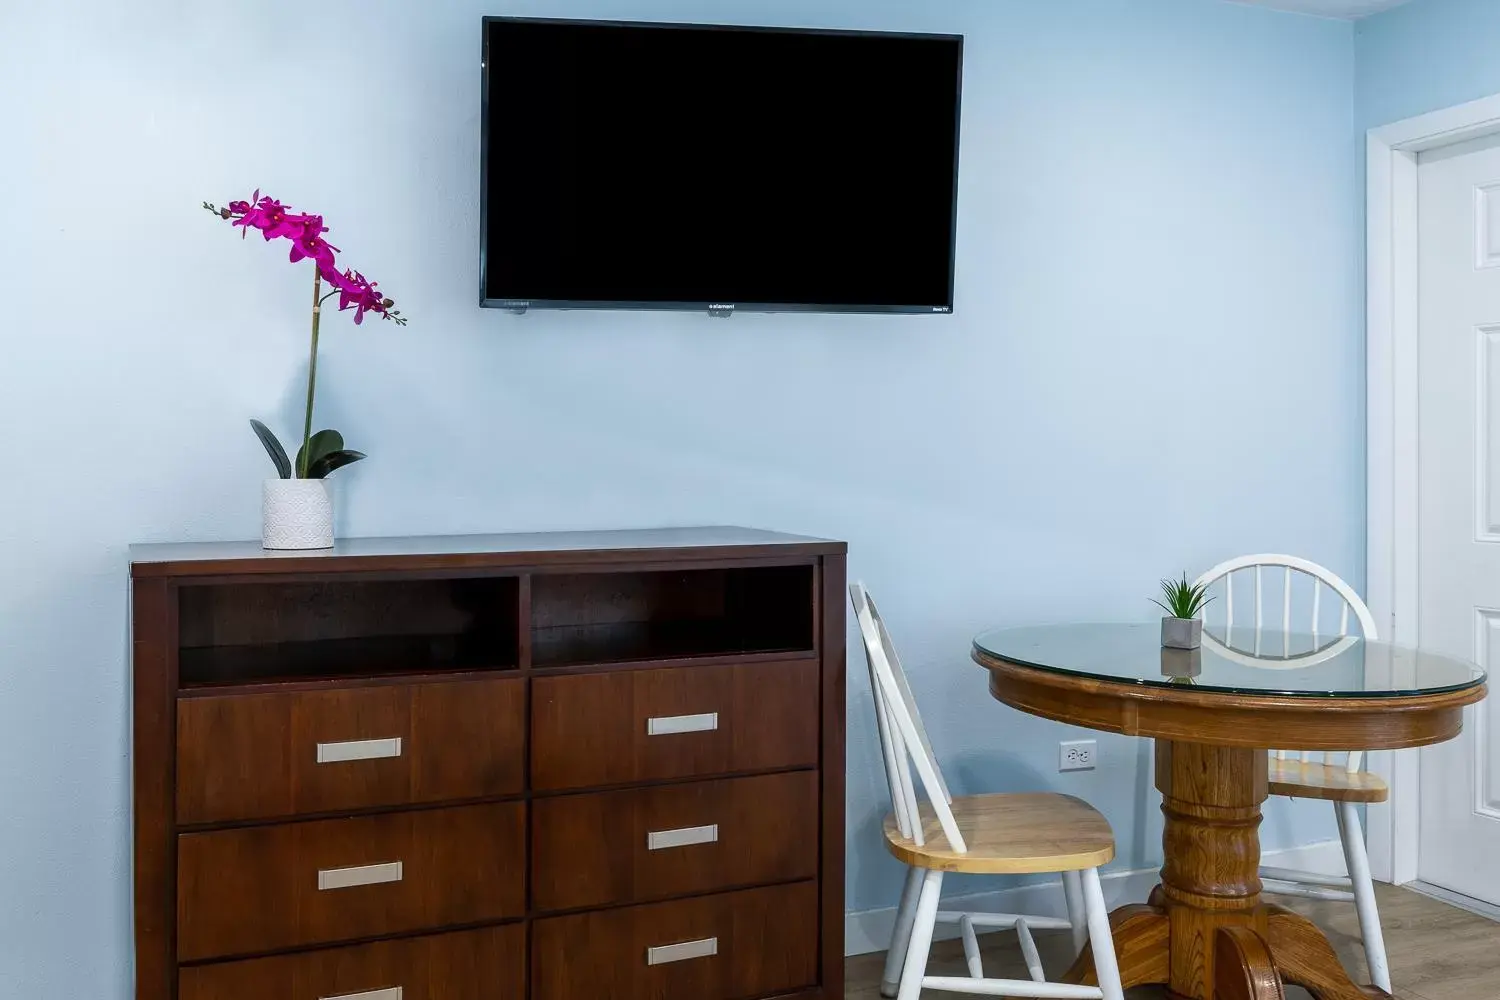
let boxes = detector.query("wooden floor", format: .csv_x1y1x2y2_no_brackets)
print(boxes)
845,884,1499,1000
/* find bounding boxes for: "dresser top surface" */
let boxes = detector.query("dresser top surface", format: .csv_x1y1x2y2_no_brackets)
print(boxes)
130,525,845,578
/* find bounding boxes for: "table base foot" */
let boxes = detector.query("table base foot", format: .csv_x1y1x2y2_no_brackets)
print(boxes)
1215,927,1286,1000
1063,903,1170,990
1068,902,1394,1000
1264,905,1391,1000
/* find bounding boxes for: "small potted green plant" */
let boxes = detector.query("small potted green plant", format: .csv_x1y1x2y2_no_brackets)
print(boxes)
1153,573,1214,650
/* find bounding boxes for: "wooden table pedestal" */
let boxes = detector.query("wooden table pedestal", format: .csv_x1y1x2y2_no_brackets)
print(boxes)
976,626,1487,1000
1064,741,1385,1000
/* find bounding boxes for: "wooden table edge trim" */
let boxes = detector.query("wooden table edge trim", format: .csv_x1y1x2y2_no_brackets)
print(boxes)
976,650,1487,751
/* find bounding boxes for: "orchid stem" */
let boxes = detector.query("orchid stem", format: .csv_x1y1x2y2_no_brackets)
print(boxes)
300,265,322,478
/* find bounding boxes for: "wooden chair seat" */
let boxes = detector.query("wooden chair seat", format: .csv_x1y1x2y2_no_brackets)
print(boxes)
1268,759,1389,803
883,792,1115,874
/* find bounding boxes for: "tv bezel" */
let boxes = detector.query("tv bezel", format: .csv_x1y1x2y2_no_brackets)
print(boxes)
479,16,964,315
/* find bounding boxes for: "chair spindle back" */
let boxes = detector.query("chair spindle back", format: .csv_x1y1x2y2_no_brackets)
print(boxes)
849,583,965,853
1194,555,1378,773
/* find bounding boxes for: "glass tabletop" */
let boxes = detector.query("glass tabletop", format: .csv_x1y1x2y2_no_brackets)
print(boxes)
972,623,1486,698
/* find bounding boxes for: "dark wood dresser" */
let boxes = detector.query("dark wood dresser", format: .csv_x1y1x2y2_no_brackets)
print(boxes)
130,527,846,1000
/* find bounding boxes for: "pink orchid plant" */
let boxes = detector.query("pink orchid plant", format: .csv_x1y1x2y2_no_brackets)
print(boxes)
203,191,407,479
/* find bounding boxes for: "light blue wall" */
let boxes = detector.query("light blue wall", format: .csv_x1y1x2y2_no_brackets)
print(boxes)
1,0,1359,992
1357,0,1500,130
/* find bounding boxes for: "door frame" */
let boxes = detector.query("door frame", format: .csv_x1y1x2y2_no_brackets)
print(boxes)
1367,91,1500,885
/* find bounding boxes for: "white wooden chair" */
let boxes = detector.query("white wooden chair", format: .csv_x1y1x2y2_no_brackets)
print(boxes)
850,583,1124,1000
1192,555,1391,994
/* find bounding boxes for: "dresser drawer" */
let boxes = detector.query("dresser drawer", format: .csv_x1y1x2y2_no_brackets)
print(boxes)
176,676,525,824
178,924,523,1000
531,881,818,1000
532,771,819,911
530,660,819,791
177,803,525,961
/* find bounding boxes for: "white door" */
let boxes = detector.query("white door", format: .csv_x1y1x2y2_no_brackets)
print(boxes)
1416,132,1500,907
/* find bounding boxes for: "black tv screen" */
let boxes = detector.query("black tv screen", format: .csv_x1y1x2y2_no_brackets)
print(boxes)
481,19,963,314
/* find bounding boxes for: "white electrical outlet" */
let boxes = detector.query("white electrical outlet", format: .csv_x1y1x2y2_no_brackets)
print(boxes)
1059,740,1096,772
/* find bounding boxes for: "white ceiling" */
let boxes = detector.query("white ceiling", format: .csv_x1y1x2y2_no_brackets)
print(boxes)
1223,0,1415,18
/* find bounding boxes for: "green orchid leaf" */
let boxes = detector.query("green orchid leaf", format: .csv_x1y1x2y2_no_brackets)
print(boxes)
295,429,345,478
249,419,292,479
307,449,367,480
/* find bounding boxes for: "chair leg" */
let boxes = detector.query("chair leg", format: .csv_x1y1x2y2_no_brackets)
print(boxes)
881,866,923,998
1337,801,1392,994
1082,867,1125,1000
896,869,943,1000
1062,869,1088,959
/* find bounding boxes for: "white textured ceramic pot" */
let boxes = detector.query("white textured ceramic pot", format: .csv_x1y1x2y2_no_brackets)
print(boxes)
1161,616,1203,650
262,478,334,550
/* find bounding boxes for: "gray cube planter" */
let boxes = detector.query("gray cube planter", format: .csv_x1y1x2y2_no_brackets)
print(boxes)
1161,616,1203,650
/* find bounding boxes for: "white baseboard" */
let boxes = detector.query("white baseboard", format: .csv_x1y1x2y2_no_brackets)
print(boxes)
1408,881,1500,923
844,840,1347,956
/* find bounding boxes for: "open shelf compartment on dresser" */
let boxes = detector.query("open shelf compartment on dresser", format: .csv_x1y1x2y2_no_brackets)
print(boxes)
177,576,520,688
529,563,816,668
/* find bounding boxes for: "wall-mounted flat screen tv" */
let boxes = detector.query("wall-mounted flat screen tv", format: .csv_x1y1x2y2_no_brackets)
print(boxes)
481,18,964,314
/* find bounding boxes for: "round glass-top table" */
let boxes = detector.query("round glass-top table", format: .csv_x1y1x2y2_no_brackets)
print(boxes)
971,622,1487,1000
973,622,1484,699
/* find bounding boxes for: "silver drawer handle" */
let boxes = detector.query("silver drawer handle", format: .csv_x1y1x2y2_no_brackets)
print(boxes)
647,824,719,851
321,990,402,1000
647,937,718,966
316,737,403,764
318,861,403,891
646,712,718,736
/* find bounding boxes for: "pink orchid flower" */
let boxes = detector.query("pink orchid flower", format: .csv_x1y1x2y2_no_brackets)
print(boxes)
329,269,389,324
288,217,339,268
203,191,406,328
317,260,353,291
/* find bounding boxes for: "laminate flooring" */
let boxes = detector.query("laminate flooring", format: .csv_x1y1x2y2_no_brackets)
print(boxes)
844,884,1499,1000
